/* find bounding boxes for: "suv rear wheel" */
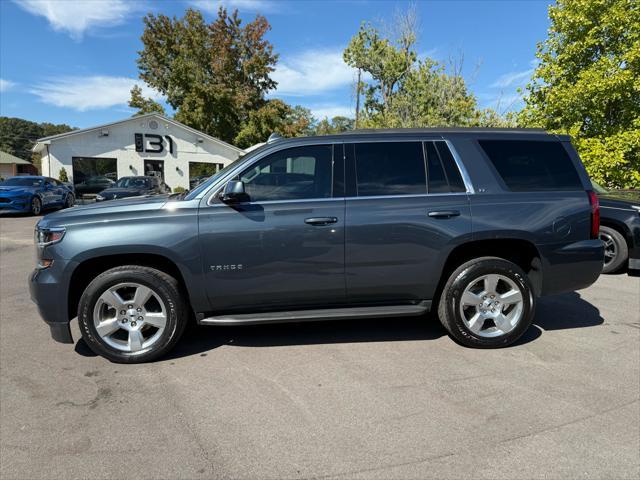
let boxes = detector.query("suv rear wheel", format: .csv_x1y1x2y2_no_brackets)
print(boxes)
78,266,187,363
438,257,535,348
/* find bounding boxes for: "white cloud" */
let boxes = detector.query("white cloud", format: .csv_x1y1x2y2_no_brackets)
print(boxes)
490,68,533,89
30,76,162,111
188,0,276,14
272,49,354,96
309,104,353,120
0,79,17,92
13,0,135,39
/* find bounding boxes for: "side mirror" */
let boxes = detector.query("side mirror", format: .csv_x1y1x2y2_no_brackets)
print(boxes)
220,180,250,204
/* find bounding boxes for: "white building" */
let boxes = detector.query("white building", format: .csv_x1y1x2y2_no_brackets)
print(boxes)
33,113,243,193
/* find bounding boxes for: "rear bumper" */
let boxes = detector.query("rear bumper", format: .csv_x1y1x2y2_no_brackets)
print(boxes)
539,239,604,296
29,262,74,344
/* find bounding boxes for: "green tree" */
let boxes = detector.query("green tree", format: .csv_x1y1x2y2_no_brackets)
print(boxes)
135,7,277,144
234,99,314,148
519,0,640,188
0,117,73,161
343,15,508,129
58,167,69,182
313,116,355,135
128,85,165,116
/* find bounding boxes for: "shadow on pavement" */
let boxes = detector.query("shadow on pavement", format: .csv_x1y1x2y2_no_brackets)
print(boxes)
75,290,604,361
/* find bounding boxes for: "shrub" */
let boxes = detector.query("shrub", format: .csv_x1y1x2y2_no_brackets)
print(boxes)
58,167,69,182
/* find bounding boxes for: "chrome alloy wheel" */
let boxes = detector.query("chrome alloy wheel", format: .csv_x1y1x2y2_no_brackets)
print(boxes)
93,282,167,353
599,231,617,267
458,274,525,338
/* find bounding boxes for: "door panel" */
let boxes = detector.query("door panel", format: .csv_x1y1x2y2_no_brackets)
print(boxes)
198,143,346,313
345,195,471,304
199,199,345,312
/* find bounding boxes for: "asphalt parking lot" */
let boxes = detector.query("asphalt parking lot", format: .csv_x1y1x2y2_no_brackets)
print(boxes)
1,214,639,480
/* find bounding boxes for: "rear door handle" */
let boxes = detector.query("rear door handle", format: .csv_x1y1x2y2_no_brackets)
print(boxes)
428,210,460,219
305,217,338,226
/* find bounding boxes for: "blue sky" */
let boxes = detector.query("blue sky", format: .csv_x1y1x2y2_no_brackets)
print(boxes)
0,0,551,129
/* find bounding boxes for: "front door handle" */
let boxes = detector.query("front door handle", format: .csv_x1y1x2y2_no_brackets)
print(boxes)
428,210,460,219
305,217,338,226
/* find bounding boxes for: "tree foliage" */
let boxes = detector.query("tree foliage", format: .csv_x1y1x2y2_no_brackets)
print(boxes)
58,167,69,182
313,116,355,135
234,99,314,148
128,85,165,116
343,20,509,129
135,7,277,143
0,116,74,163
519,0,640,188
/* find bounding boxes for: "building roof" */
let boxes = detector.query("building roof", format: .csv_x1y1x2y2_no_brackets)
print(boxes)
0,150,32,165
32,113,243,153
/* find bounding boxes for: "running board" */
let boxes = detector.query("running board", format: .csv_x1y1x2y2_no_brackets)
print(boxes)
199,302,430,326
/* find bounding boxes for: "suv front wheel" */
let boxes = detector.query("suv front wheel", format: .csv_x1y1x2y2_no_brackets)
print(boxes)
78,266,187,363
438,257,535,348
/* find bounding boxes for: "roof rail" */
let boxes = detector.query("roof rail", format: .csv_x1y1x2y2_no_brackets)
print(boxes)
267,132,283,144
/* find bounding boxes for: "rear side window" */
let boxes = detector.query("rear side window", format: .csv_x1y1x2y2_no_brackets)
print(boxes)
424,141,466,193
478,140,582,192
354,142,426,196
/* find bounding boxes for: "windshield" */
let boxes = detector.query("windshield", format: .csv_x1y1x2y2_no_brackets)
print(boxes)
184,160,242,200
0,177,43,187
115,177,151,188
591,181,608,194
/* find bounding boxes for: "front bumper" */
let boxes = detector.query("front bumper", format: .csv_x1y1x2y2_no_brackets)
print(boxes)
539,239,604,296
29,261,74,344
0,196,31,213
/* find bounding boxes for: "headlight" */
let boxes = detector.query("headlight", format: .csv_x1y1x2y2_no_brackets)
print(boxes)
632,205,640,214
35,227,66,246
96,194,105,201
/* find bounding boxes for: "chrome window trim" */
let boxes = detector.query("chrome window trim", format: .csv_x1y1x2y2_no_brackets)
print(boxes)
346,192,469,201
443,139,475,194
207,196,346,208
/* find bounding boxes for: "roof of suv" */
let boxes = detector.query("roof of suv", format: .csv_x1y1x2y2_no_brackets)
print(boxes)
266,128,570,145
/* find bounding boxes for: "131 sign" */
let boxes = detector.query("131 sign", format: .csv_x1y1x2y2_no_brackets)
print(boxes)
134,133,174,154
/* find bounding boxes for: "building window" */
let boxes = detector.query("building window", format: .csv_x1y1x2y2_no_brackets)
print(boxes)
72,157,117,196
189,162,224,183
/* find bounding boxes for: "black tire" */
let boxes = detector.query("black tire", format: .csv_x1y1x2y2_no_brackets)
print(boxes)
437,257,535,348
78,266,187,363
64,193,74,209
30,196,42,215
600,226,628,274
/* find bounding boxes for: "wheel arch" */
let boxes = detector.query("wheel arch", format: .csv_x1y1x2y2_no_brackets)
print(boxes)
68,253,191,322
436,238,543,303
599,218,632,248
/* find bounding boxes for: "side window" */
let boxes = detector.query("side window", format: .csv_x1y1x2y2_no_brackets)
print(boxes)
478,140,582,192
435,143,466,192
425,142,466,193
353,142,426,196
425,142,448,193
239,145,333,202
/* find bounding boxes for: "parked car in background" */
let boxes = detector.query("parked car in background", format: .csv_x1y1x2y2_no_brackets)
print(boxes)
592,181,640,275
96,176,169,202
30,129,604,363
0,176,74,215
74,176,115,196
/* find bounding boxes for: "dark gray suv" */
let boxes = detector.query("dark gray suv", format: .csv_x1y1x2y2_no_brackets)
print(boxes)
30,129,604,363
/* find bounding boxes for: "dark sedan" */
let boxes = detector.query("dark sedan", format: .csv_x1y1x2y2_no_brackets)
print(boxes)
74,176,115,196
593,182,640,275
95,176,168,202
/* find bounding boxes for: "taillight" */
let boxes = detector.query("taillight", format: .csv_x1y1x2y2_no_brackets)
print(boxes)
587,190,600,239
